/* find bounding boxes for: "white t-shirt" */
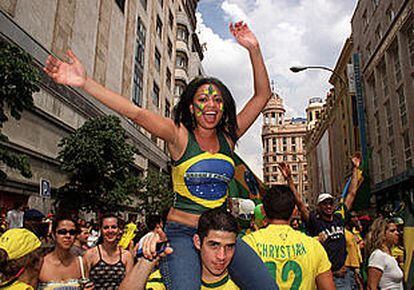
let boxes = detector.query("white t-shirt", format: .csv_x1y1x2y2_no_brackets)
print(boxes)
6,209,24,228
368,248,403,289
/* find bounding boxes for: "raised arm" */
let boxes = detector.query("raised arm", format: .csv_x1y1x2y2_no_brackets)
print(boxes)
229,22,271,139
279,162,310,222
44,51,180,145
344,153,362,210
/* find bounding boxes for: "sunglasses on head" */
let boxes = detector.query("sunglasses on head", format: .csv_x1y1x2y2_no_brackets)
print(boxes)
56,229,77,236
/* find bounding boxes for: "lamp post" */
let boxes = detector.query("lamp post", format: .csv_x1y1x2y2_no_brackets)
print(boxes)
289,65,347,87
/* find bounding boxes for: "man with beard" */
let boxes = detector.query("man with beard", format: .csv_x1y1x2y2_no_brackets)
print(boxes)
279,153,362,289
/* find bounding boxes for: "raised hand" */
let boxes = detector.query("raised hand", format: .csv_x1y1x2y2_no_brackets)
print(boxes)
351,152,362,168
44,50,86,88
278,162,292,180
229,21,259,50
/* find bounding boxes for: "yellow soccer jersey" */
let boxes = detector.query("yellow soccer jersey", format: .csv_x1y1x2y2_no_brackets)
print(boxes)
146,270,239,290
243,224,331,290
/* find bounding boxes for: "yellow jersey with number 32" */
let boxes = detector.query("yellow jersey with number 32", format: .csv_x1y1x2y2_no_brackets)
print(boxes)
243,224,331,290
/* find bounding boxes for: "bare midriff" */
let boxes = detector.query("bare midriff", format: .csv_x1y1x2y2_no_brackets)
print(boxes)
167,207,200,228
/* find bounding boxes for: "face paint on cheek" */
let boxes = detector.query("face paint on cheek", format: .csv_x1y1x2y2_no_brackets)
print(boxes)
193,103,205,117
194,102,205,111
219,103,224,112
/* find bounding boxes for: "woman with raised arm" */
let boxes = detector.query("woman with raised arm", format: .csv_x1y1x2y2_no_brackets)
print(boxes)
45,21,276,290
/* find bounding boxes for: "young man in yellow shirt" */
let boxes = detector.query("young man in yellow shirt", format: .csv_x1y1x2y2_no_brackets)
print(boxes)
243,185,335,290
120,208,240,290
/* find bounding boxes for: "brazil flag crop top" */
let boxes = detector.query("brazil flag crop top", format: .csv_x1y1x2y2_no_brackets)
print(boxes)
171,131,235,214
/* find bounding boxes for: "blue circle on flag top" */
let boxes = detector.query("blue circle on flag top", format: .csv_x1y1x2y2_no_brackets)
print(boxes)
184,159,234,200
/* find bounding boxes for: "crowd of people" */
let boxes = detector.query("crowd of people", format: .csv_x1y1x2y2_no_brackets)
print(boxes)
0,21,409,289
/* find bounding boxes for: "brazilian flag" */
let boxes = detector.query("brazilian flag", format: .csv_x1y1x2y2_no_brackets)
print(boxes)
228,153,265,204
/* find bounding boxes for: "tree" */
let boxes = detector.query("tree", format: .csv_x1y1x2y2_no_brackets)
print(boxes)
137,171,174,214
0,42,39,180
57,115,141,212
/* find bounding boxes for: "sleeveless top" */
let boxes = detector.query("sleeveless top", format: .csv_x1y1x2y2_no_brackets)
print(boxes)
171,131,235,214
37,257,85,290
89,245,126,290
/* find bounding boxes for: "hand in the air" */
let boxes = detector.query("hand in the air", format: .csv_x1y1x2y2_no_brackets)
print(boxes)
229,21,259,50
142,231,172,261
278,162,292,180
351,152,362,168
44,50,86,88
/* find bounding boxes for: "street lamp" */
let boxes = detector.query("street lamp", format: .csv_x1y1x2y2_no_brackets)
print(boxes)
289,65,347,87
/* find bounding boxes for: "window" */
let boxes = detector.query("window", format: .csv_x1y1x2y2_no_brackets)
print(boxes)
176,52,188,70
362,10,369,26
140,0,147,10
152,82,160,107
397,87,407,126
283,155,288,161
368,76,378,108
379,60,388,97
386,7,395,24
389,141,397,175
115,0,125,12
166,68,171,89
169,9,174,29
165,100,170,118
384,100,393,137
403,131,412,169
292,145,296,152
175,80,186,96
292,165,298,172
177,24,188,43
155,48,161,72
391,43,402,82
375,25,382,41
291,137,296,144
156,16,163,38
132,69,143,107
406,20,414,67
167,38,173,58
374,111,381,145
133,17,146,107
292,155,297,161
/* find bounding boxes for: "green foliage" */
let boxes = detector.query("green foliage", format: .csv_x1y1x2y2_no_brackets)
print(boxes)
137,171,174,214
57,115,140,212
0,42,39,180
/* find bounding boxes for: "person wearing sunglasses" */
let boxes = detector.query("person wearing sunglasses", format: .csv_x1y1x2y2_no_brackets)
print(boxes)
38,215,93,289
83,213,133,290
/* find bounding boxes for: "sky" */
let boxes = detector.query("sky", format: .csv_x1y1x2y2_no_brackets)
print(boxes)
196,0,358,179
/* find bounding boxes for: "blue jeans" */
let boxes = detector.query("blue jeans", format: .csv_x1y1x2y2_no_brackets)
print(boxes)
333,268,355,290
160,221,278,290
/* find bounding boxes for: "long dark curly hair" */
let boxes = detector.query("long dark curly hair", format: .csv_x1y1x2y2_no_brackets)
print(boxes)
173,77,238,144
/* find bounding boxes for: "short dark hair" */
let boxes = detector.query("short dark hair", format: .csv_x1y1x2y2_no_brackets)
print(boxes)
52,214,78,233
173,77,238,144
146,214,162,231
197,208,238,243
263,185,295,221
99,213,119,228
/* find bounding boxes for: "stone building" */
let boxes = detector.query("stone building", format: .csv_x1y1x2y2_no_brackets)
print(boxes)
0,0,203,214
306,37,361,205
351,0,414,200
306,97,324,131
262,88,309,201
